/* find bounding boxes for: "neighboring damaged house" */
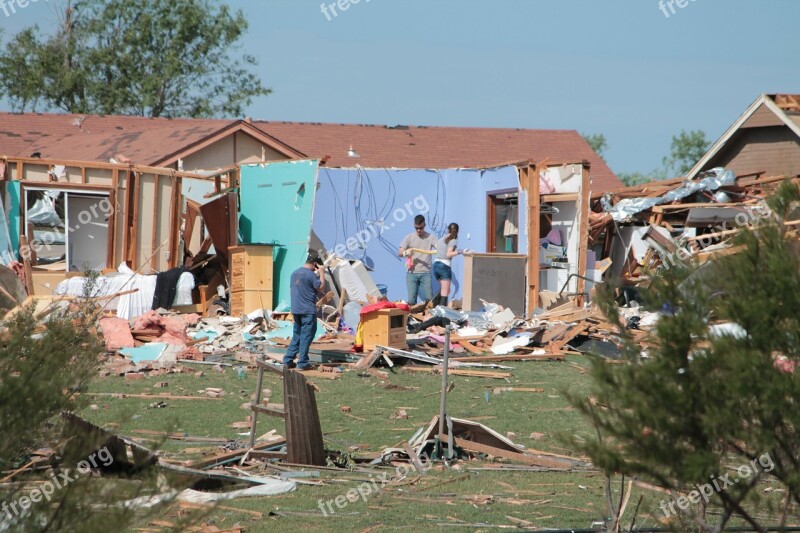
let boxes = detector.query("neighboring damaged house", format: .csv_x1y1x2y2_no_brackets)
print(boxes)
688,94,800,180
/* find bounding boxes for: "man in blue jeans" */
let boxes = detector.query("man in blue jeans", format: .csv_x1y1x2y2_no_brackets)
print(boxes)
399,215,436,304
283,254,325,371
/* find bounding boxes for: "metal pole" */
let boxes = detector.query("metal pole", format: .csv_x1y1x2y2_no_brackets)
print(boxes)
438,320,451,440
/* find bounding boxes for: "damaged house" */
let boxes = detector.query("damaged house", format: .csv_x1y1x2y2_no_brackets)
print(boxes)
0,112,620,319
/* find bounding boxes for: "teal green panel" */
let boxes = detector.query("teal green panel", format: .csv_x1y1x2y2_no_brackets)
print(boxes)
7,181,20,255
239,160,319,307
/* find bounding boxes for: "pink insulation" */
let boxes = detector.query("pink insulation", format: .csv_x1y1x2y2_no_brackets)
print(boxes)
99,317,136,351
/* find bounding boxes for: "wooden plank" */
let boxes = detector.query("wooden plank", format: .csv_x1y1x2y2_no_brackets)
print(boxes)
284,370,325,466
402,366,512,379
106,188,116,268
353,349,382,370
575,163,591,307
450,353,563,363
85,393,221,401
121,171,133,268
18,234,34,296
130,172,141,270
440,435,574,469
650,201,757,213
554,323,589,350
151,174,160,271
250,403,285,419
168,176,182,270
188,440,285,469
541,193,578,202
458,340,485,354
526,163,541,316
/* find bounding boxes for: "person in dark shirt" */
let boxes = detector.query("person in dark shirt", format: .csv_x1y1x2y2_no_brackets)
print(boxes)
283,254,326,370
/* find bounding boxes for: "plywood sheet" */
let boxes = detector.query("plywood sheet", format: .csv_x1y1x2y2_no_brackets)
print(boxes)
463,253,526,315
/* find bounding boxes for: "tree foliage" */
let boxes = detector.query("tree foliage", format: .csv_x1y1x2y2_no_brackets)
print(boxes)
0,279,175,531
572,181,800,531
0,0,270,117
663,129,711,177
583,133,608,160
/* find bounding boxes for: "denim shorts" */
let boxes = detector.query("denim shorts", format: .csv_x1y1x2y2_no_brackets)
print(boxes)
433,261,452,281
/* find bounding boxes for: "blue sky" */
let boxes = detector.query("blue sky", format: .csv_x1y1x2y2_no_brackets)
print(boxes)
1,0,799,175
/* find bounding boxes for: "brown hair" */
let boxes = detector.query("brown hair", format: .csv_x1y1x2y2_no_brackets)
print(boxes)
444,222,459,243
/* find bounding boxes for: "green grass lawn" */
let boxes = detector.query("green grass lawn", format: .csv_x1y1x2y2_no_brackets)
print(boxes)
77,356,789,531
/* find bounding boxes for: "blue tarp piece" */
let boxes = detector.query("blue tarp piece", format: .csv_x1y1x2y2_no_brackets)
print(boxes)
120,343,167,364
311,166,522,302
239,160,320,306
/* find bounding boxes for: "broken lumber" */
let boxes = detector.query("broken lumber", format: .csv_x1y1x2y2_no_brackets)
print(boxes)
403,366,512,379
438,435,575,470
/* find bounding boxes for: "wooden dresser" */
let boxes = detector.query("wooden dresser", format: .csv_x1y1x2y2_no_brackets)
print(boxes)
228,245,273,315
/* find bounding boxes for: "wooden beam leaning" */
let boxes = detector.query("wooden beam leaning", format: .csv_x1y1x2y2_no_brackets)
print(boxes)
168,175,182,270
525,162,541,316
284,370,326,466
575,162,591,307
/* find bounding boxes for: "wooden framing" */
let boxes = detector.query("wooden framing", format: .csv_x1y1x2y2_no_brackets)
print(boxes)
522,164,540,316
4,156,199,275
522,160,592,314
151,174,161,270
106,189,116,269
169,176,182,269
575,163,591,307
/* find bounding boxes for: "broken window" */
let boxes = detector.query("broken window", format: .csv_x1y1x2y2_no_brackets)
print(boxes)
24,188,110,272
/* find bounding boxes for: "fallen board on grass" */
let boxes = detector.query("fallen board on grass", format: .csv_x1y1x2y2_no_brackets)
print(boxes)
402,366,513,379
450,353,563,363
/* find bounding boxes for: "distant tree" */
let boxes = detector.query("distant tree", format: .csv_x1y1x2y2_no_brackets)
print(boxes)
662,129,711,177
0,0,270,117
583,133,608,160
618,172,651,187
571,180,800,531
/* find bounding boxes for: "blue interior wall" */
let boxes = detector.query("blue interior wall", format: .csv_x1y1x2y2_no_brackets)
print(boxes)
312,166,522,302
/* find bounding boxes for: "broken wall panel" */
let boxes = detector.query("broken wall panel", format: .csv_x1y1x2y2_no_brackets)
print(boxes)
239,160,320,306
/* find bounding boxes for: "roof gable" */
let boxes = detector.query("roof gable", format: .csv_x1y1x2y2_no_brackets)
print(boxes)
0,113,301,166
687,94,800,179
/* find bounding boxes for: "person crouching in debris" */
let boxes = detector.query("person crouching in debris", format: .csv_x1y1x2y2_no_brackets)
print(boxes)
432,223,461,307
283,254,326,371
399,214,436,304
